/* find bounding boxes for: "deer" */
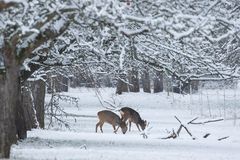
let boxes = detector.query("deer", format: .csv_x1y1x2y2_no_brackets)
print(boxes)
119,107,147,132
96,110,128,134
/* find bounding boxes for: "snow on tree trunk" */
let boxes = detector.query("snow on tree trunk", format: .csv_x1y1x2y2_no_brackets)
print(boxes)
22,83,38,130
154,71,163,93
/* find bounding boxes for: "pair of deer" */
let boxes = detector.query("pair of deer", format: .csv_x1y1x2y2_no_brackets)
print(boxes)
96,107,147,134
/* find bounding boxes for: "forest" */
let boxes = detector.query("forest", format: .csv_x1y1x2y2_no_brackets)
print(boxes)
0,0,240,159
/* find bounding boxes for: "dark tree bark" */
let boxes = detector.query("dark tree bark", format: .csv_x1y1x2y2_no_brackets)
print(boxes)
0,42,26,157
103,75,113,87
31,80,46,128
153,71,163,93
141,68,151,93
56,76,69,92
22,85,38,130
190,80,199,93
128,68,140,92
0,74,17,158
116,72,128,95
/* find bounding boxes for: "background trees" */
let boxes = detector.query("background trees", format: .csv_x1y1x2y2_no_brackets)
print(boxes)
0,0,239,158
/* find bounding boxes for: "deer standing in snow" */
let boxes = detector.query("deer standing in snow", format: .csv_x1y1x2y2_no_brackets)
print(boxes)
96,110,127,134
120,107,147,132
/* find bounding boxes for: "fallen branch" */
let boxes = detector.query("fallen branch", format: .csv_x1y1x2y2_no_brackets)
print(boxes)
189,118,224,125
161,129,177,139
203,133,211,138
218,136,229,141
162,117,226,141
187,117,199,124
174,116,196,140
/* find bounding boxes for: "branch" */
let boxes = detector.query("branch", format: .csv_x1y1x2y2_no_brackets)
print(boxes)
0,1,18,10
15,8,77,64
189,118,224,125
161,129,177,139
218,136,229,141
174,116,195,139
119,27,149,37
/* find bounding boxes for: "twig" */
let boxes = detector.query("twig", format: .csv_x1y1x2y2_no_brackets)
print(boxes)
189,118,224,125
203,133,211,138
161,129,177,139
182,125,193,137
218,136,229,141
174,116,182,124
174,116,195,139
187,117,199,124
176,125,182,136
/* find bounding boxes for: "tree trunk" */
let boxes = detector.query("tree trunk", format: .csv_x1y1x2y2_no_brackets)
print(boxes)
116,72,128,95
142,68,151,93
180,80,199,94
0,41,26,158
128,69,140,92
0,74,17,158
22,80,46,130
22,84,38,130
58,76,68,92
153,71,163,93
0,66,25,157
31,80,46,128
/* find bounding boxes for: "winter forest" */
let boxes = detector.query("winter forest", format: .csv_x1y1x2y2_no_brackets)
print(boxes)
0,0,240,159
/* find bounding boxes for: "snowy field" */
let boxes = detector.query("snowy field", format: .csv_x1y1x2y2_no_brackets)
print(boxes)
10,88,240,160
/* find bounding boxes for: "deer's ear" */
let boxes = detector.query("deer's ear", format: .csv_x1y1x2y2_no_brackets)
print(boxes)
144,120,147,124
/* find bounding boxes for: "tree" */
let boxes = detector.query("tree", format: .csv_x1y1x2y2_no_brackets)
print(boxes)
1,0,240,157
0,0,77,157
153,71,164,93
141,67,151,93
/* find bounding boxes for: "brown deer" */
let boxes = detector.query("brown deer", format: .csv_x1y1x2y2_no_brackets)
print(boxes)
119,107,147,132
96,110,127,134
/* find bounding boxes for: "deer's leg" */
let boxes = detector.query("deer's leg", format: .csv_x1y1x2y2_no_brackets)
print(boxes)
96,122,101,133
114,125,120,133
129,121,132,131
99,123,104,133
136,124,141,132
112,125,117,134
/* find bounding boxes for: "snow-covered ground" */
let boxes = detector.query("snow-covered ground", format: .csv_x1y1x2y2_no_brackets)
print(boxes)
10,88,240,160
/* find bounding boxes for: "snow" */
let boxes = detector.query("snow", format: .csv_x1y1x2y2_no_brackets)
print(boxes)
20,25,39,35
53,19,66,33
169,28,195,40
119,27,149,37
4,0,25,3
10,87,240,160
119,46,125,70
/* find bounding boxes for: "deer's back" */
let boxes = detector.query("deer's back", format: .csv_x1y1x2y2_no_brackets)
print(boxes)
97,110,121,125
120,107,141,122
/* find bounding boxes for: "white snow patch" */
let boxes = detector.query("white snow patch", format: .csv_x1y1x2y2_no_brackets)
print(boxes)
10,88,240,160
